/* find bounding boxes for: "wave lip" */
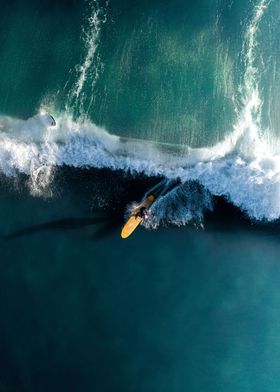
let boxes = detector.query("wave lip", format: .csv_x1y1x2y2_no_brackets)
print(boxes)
0,111,280,223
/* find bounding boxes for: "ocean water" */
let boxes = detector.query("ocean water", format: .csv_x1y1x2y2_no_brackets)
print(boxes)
1,0,280,391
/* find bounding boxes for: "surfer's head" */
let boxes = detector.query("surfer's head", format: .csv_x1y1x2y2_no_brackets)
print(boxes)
136,207,147,219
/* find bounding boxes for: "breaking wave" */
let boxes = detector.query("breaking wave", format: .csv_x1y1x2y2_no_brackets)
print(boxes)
0,0,279,225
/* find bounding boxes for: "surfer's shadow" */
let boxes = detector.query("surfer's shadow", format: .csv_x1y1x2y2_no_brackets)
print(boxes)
4,214,122,242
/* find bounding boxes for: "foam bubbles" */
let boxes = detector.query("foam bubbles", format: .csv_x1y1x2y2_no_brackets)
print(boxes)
0,111,279,221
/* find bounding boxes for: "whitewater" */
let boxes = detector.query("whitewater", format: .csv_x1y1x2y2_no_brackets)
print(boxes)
0,0,279,224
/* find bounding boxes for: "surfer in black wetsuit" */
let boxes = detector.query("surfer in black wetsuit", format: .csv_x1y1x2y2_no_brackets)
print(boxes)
136,207,148,219
49,115,56,127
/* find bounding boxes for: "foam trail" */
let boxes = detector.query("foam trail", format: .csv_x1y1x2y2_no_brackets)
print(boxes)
234,0,270,150
75,2,101,98
67,0,107,116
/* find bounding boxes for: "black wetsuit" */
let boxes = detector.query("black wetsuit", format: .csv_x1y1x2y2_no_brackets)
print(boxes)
136,207,146,218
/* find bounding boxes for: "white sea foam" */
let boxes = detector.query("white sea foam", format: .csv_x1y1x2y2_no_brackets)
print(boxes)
0,106,279,221
67,0,107,115
75,3,101,98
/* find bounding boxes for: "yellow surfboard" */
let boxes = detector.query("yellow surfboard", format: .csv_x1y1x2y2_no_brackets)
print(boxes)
121,195,155,239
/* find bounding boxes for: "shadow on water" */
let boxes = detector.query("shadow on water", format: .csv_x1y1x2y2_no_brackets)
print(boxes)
4,217,111,240
4,191,280,242
90,220,121,240
3,167,280,241
1,168,161,241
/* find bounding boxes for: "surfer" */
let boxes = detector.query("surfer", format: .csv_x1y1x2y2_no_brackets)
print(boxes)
135,206,149,219
121,195,155,238
121,178,181,238
49,114,56,127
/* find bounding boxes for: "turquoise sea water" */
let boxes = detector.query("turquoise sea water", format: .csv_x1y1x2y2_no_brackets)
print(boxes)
1,0,280,391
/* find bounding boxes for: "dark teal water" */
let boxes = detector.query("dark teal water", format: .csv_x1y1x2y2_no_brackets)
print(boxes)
1,0,280,391
1,171,280,391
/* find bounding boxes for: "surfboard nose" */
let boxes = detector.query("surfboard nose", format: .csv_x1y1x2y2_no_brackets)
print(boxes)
121,216,142,239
